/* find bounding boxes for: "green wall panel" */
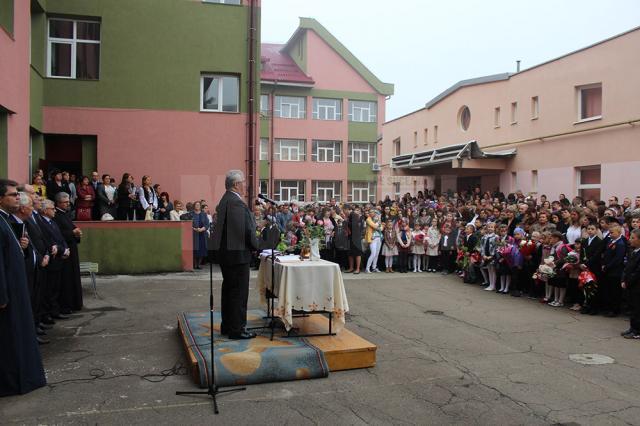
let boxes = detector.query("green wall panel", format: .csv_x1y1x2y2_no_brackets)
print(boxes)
0,0,14,36
259,160,269,179
348,122,377,142
260,117,269,138
284,31,306,72
0,113,7,178
81,135,97,176
30,68,44,131
30,10,45,75
30,131,44,175
348,163,376,182
43,0,259,113
77,227,184,274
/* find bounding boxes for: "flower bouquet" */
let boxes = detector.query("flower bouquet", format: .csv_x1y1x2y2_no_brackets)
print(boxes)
456,247,469,269
561,250,580,272
533,256,556,281
578,269,598,299
519,240,537,258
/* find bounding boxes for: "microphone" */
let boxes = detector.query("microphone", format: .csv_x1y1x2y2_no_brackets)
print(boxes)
258,193,279,205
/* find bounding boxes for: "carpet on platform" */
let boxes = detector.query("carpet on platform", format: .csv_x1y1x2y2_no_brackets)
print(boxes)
178,310,329,388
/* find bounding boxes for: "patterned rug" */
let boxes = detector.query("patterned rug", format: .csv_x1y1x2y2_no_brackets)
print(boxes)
178,310,329,388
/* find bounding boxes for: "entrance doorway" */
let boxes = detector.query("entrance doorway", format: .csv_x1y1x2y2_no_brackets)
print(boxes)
457,176,481,194
41,134,97,179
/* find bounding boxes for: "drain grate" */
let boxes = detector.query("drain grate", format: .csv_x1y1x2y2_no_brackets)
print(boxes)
569,354,615,365
424,310,444,316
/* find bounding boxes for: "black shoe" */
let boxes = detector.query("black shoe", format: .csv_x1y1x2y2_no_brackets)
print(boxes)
228,331,256,340
37,336,50,345
621,328,635,336
39,322,53,330
41,317,56,325
53,313,70,320
605,311,619,318
36,327,47,336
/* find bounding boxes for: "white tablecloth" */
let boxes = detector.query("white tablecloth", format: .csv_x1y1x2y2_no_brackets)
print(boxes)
257,257,349,332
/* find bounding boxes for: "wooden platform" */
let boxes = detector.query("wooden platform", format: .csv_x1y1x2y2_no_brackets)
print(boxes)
177,313,376,384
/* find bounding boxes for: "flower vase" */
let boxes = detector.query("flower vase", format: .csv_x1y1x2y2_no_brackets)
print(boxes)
310,238,321,261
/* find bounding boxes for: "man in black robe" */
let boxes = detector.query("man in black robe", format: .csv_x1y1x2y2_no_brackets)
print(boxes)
211,170,259,339
53,192,83,313
0,179,46,396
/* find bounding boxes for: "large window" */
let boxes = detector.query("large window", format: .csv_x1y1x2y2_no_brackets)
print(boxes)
312,140,341,163
259,179,269,196
577,84,602,121
348,142,376,164
260,94,269,116
312,181,341,202
348,100,377,122
348,181,376,203
275,180,305,202
48,18,101,79
259,138,269,161
201,75,239,112
393,138,401,156
577,166,601,201
274,139,306,161
312,98,342,120
275,96,306,119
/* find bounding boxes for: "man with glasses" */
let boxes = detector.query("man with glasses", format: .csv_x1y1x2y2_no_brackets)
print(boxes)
0,179,46,396
53,193,83,314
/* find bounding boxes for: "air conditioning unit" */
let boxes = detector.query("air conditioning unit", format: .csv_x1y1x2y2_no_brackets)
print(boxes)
371,163,381,172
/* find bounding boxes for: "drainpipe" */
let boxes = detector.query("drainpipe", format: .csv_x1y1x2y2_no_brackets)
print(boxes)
246,0,257,202
269,83,277,197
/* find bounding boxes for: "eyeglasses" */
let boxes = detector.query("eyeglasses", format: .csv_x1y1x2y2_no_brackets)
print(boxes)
4,192,19,197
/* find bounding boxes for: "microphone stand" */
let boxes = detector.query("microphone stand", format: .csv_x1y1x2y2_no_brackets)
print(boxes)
175,261,245,414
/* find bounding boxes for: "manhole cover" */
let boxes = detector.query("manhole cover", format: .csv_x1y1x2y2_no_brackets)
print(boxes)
424,310,444,315
569,354,615,365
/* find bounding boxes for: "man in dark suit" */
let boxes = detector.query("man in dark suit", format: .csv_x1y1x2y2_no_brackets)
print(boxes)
211,170,259,339
580,222,604,314
621,229,640,339
601,223,626,317
53,193,83,314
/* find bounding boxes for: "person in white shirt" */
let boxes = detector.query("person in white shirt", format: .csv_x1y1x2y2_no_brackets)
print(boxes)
136,175,158,220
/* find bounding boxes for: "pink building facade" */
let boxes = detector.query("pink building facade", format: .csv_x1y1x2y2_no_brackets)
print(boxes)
259,18,393,204
380,26,640,202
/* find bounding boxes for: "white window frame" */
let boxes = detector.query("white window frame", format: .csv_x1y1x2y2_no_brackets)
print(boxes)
260,94,269,116
510,102,518,125
577,83,602,122
313,181,341,203
312,98,342,121
576,166,601,191
531,96,539,120
349,181,376,203
312,140,341,163
259,138,269,161
200,74,239,113
47,18,101,79
259,179,269,196
275,180,305,202
348,142,376,164
348,100,377,123
275,96,306,119
274,139,306,161
494,107,501,128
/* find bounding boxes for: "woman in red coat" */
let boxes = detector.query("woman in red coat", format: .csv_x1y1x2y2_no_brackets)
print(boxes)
76,176,95,221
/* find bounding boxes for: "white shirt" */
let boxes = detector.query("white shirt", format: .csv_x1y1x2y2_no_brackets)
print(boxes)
566,225,582,244
104,185,116,202
138,187,158,210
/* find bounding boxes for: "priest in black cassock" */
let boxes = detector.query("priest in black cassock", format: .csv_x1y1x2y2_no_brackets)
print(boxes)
0,179,46,396
53,192,83,313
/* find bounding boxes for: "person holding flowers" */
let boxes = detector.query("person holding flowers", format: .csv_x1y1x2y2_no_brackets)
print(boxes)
382,220,398,273
411,224,426,272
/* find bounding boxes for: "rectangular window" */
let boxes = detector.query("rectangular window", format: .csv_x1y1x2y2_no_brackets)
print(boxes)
274,139,306,161
511,172,518,190
48,18,101,79
312,98,342,121
393,138,401,156
259,179,269,196
423,128,428,145
577,84,602,121
312,140,341,163
348,100,377,122
433,125,438,143
348,181,376,203
274,180,305,202
312,180,341,202
510,102,518,124
531,170,538,193
393,182,401,198
201,75,239,112
531,96,539,119
348,142,376,164
259,137,269,161
413,131,418,148
577,166,601,200
260,94,269,116
274,96,306,119
494,107,501,127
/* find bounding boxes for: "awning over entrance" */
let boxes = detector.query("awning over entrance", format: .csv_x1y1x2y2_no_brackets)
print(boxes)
391,140,516,171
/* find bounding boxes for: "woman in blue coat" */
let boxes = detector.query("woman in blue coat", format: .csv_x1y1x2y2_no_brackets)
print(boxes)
192,201,210,269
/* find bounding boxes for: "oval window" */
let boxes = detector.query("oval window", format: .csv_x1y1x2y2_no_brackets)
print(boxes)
459,106,471,131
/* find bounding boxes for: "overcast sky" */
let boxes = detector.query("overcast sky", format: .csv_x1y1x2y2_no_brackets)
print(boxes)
261,0,640,121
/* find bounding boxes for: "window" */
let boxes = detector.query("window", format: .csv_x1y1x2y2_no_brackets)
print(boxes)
433,125,438,143
531,170,538,193
259,138,269,161
531,96,539,119
312,140,341,163
577,84,602,121
201,75,239,112
202,0,241,4
393,138,401,156
423,128,428,145
348,181,376,203
413,131,418,147
48,18,100,79
393,182,401,198
274,180,305,202
511,172,518,190
312,98,342,120
494,107,501,128
312,181,341,202
275,96,306,119
274,139,306,161
458,105,471,131
348,100,377,122
348,142,376,164
260,94,269,116
577,166,601,201
259,180,269,196
510,102,518,124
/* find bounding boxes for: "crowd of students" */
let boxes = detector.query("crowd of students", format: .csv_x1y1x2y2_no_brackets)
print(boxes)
253,189,640,340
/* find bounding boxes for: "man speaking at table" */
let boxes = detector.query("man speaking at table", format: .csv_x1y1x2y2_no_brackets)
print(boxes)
211,170,259,340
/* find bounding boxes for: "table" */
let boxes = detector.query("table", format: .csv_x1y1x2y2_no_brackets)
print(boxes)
257,257,349,334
